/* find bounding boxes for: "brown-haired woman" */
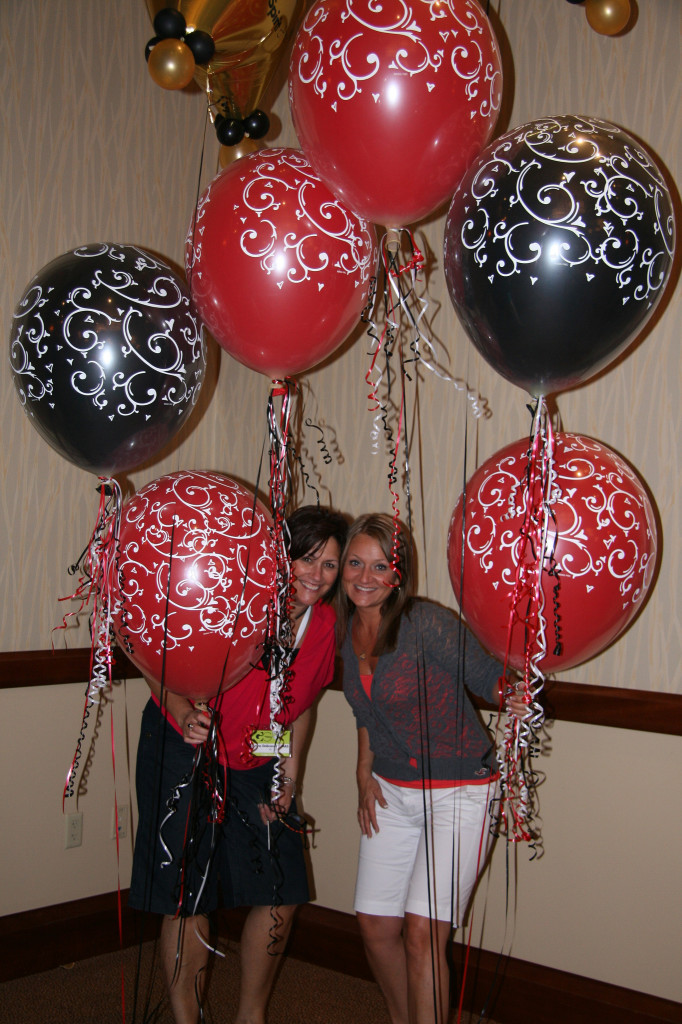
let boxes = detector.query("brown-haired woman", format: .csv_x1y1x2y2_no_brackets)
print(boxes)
337,513,523,1024
130,505,348,1024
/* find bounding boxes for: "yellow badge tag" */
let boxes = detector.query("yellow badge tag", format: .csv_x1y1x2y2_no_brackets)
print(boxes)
250,729,291,757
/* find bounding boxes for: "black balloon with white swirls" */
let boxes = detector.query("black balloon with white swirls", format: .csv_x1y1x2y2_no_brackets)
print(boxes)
9,243,206,475
444,115,676,397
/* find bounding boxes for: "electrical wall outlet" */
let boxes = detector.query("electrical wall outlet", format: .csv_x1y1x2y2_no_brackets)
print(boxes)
111,804,129,840
65,811,83,849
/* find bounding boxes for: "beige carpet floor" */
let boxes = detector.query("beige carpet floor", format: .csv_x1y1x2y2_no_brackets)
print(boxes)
0,940,497,1024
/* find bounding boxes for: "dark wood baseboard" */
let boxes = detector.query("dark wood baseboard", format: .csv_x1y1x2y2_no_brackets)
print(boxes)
2,646,681,735
1,891,679,1024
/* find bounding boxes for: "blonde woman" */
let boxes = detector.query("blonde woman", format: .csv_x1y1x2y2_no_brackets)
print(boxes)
337,513,524,1024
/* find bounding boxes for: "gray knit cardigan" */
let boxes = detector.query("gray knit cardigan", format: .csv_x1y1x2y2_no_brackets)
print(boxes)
341,599,502,783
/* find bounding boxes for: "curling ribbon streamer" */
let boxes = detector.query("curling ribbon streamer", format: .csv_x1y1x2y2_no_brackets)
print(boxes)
109,704,128,1021
495,398,554,845
374,229,490,421
62,478,123,802
360,230,491,565
264,380,298,802
358,275,387,457
386,352,407,585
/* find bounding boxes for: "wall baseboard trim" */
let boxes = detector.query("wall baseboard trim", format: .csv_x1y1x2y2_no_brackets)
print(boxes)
1,891,679,1023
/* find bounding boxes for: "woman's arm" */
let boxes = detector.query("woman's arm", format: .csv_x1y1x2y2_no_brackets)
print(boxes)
260,706,312,822
418,601,504,704
356,726,387,837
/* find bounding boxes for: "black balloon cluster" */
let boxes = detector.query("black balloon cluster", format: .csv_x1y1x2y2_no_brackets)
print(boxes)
215,109,270,147
145,7,215,68
145,7,269,147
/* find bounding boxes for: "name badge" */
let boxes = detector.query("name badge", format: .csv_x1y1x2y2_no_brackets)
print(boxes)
250,729,291,757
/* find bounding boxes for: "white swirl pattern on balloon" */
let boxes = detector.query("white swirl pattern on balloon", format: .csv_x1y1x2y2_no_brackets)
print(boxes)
294,0,500,118
117,472,273,659
12,246,203,416
191,149,374,289
464,434,656,609
459,116,674,300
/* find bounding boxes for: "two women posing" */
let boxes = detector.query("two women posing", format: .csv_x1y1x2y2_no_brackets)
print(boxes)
132,506,520,1024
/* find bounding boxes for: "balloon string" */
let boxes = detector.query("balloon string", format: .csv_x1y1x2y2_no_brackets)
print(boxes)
359,275,387,457
186,102,211,296
374,243,409,576
62,478,122,803
386,362,405,585
264,380,299,801
364,243,403,463
110,703,127,1022
360,234,424,582
374,240,424,585
304,416,333,466
492,398,554,845
382,229,491,419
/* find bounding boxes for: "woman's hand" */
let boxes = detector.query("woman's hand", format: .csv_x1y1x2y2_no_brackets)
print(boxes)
259,776,296,824
144,677,211,746
499,676,533,721
506,681,534,721
179,706,211,745
507,694,530,719
357,772,387,837
355,727,384,836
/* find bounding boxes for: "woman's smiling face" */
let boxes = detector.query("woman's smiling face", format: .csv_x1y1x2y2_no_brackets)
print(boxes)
290,536,341,614
341,533,398,612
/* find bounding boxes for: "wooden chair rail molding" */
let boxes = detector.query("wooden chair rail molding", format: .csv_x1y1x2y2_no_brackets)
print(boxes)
1,647,681,736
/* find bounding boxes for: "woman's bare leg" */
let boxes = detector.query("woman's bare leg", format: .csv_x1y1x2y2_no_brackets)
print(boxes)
403,912,452,1024
357,912,410,1024
234,904,297,1024
160,914,209,1024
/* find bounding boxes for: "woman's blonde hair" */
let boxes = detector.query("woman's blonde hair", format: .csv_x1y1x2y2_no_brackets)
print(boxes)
335,513,415,654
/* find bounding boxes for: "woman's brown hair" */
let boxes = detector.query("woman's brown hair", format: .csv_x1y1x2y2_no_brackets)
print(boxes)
335,513,415,654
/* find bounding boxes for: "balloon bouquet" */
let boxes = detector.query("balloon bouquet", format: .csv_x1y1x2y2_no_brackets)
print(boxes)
443,114,675,839
287,5,674,841
185,145,378,725
8,242,279,796
144,4,381,769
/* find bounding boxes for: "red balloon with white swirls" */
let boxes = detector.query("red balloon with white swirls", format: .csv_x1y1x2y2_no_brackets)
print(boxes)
113,471,275,699
447,434,658,673
289,0,503,228
185,148,377,377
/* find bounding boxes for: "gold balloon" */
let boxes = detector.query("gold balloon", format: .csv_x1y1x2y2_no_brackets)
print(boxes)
148,37,196,89
585,0,631,35
219,137,263,168
146,0,305,120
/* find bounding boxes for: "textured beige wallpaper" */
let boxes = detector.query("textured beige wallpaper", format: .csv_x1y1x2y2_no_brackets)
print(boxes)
1,0,680,701
1,1,681,1002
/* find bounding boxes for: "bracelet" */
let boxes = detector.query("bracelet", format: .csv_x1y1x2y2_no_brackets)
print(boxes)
282,775,297,796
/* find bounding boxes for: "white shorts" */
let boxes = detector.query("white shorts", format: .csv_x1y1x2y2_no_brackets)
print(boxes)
354,775,496,924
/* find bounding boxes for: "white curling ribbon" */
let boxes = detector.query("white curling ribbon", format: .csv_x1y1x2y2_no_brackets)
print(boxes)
383,232,491,419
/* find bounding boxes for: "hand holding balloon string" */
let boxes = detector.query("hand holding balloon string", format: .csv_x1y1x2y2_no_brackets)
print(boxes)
182,701,212,746
506,685,532,722
259,776,297,825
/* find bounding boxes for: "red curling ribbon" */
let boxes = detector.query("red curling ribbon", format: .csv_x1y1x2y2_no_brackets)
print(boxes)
62,478,123,804
493,398,552,845
384,229,425,277
385,360,406,586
